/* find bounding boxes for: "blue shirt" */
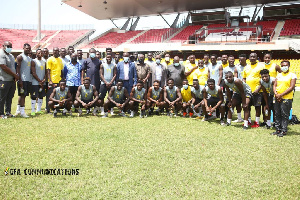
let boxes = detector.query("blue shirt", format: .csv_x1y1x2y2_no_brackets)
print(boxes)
64,62,82,86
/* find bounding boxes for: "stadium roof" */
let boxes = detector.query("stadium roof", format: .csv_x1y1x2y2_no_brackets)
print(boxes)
62,0,295,20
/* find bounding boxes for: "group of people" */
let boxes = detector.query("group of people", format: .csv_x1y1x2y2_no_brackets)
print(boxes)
0,41,297,136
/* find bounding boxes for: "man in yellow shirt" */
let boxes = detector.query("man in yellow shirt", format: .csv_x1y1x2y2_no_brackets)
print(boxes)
181,79,193,117
273,60,296,137
46,47,64,113
197,60,209,86
184,55,198,85
243,53,264,128
263,53,281,78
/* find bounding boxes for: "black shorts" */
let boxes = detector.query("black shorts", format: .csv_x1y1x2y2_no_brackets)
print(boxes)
251,93,262,107
99,84,113,99
68,86,79,97
207,97,221,107
31,85,46,99
262,94,274,110
18,81,31,96
193,98,203,105
107,100,124,109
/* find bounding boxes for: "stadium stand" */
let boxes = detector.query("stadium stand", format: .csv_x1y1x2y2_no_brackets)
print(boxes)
86,30,143,48
280,19,300,36
170,25,203,41
0,28,93,50
207,24,234,34
131,28,170,43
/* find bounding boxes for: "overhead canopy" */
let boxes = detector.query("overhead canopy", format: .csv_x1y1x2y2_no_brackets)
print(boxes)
62,0,295,20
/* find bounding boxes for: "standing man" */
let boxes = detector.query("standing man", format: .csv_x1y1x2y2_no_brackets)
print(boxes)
65,46,75,61
77,49,85,66
235,54,248,80
208,54,223,86
135,54,151,89
167,56,185,88
30,49,46,116
96,51,101,61
42,47,49,112
184,55,199,86
115,53,121,65
221,54,229,69
259,69,276,129
0,41,18,119
243,53,264,127
82,48,102,92
60,48,70,69
46,47,64,113
64,53,82,103
116,52,137,93
203,54,211,68
146,52,155,66
42,48,49,62
224,71,252,128
263,53,281,78
273,61,296,137
197,59,209,86
164,78,182,117
99,53,117,114
150,55,167,87
16,43,32,117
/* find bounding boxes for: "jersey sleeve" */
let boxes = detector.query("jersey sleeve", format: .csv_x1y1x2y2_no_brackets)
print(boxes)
292,73,297,80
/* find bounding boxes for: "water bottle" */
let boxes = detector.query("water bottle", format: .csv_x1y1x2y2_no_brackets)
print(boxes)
20,88,24,94
265,109,268,116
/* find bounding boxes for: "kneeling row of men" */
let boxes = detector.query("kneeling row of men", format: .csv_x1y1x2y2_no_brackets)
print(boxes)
48,72,254,128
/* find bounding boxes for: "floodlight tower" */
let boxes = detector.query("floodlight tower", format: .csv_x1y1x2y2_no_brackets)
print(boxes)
37,0,41,41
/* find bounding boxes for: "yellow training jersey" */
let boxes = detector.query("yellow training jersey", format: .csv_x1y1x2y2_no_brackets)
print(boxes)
185,63,198,85
276,72,297,99
181,87,192,102
222,63,229,69
264,62,278,78
243,62,264,92
46,56,64,84
197,67,209,86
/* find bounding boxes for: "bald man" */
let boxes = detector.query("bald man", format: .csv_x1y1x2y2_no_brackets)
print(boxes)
167,56,185,88
0,41,19,118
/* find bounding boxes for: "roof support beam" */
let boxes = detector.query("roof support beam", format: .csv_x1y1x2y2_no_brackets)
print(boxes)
121,18,131,30
171,13,180,28
159,13,171,27
129,17,140,31
110,19,119,29
183,12,191,27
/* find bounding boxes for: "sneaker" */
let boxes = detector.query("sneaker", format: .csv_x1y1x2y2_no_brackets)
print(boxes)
182,112,187,118
53,110,58,118
266,125,271,129
69,111,72,116
6,113,15,118
243,126,248,130
225,122,231,126
232,119,243,123
155,109,160,115
207,115,216,120
15,111,21,116
102,113,108,118
271,130,281,135
111,109,114,115
86,109,90,115
202,117,208,121
62,109,67,116
259,122,267,127
100,110,105,116
251,121,260,128
277,132,285,137
129,111,134,118
1,115,7,119
189,112,193,118
78,109,83,116
36,111,43,114
21,113,29,118
119,111,126,117
92,108,98,116
139,112,143,118
220,120,225,126
31,112,36,116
